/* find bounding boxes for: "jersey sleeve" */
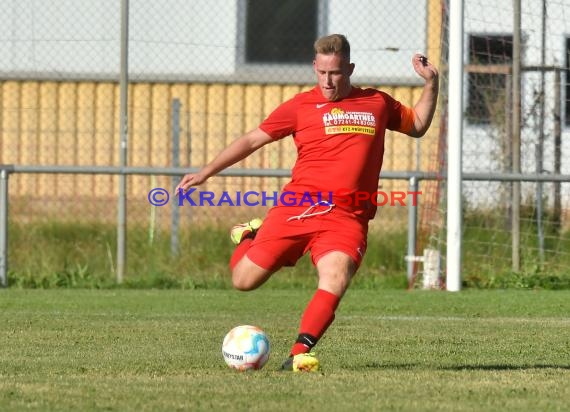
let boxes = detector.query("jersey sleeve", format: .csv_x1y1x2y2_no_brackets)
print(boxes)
384,93,415,135
259,97,298,140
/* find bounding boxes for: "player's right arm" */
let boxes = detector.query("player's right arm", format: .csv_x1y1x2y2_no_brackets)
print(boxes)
175,127,273,194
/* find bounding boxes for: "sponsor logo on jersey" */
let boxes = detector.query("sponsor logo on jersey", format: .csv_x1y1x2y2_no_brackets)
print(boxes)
322,108,376,135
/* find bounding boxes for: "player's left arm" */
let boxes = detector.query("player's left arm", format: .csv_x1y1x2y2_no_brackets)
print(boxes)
408,53,439,137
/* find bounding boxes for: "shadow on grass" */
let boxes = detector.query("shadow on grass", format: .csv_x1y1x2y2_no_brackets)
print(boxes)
362,362,570,371
443,364,570,371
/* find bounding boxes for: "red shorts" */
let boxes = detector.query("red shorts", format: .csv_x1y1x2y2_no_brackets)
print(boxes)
246,203,368,271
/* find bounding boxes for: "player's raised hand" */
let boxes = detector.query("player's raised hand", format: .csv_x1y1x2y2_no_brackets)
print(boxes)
412,53,438,82
175,172,207,195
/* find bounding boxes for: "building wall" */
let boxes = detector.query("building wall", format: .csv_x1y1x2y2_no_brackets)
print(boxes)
0,80,440,199
0,0,443,224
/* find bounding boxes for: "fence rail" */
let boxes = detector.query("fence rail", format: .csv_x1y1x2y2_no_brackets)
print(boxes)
2,0,570,290
2,164,569,287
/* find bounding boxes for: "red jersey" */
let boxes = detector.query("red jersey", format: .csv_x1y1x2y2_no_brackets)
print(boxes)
259,86,414,219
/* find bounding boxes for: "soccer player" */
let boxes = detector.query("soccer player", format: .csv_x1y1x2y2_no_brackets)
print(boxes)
176,34,439,372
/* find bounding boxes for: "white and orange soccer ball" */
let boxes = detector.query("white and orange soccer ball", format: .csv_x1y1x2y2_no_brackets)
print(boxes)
222,325,270,371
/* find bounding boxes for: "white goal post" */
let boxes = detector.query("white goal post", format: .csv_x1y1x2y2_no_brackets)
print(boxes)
446,0,464,292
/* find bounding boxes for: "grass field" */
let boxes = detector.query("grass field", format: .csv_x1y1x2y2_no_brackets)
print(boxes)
0,289,568,411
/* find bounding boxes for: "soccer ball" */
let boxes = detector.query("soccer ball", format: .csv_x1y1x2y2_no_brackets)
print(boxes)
222,325,270,371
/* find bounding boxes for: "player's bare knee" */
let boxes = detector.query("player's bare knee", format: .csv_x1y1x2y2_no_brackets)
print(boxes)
231,265,272,291
232,280,254,291
231,274,256,291
231,268,250,290
318,268,352,295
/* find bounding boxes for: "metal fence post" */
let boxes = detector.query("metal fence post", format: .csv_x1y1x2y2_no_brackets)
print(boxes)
0,166,12,287
171,99,181,257
117,0,129,284
407,176,419,283
511,0,522,273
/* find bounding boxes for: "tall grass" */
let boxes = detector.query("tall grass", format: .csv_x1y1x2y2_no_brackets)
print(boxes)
460,206,570,289
7,221,408,289
6,215,570,289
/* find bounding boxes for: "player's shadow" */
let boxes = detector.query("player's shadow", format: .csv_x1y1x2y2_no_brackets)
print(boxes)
364,362,570,371
442,364,570,371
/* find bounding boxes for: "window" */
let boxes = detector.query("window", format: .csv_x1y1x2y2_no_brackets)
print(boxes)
466,35,513,124
245,0,318,64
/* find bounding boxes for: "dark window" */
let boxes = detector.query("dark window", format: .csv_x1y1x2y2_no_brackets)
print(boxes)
245,0,317,64
466,35,513,124
564,38,570,126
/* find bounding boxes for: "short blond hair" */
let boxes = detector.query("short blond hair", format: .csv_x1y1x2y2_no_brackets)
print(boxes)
314,34,350,60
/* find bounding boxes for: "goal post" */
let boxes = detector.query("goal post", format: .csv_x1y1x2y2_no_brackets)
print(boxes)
446,0,464,292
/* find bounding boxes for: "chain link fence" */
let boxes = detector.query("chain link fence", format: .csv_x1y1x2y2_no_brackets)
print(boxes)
418,0,570,288
1,0,438,228
1,0,569,286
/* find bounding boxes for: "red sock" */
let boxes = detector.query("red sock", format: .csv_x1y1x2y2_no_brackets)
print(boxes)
229,238,253,270
290,289,341,356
